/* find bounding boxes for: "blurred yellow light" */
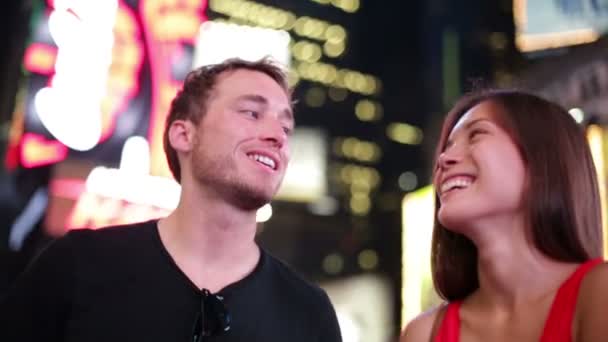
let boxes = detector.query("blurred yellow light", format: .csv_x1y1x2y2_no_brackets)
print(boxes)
282,13,296,30
353,73,367,93
355,142,373,160
387,122,424,145
320,65,338,83
322,253,344,274
350,179,371,193
286,71,300,87
325,25,347,43
295,17,318,39
587,125,608,258
516,29,599,52
340,164,354,183
324,40,345,57
353,142,380,162
362,76,379,95
294,41,322,62
358,249,379,270
296,61,309,76
355,100,378,121
211,0,298,30
304,87,326,107
367,76,381,94
235,3,249,18
333,0,360,13
350,193,371,215
342,137,358,156
295,61,380,96
333,69,348,88
328,87,348,101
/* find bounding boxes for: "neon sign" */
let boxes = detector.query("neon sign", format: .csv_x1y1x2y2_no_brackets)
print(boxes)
13,0,207,234
15,0,206,174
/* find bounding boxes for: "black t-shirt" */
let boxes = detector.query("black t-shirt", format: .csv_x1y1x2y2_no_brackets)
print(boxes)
0,220,342,342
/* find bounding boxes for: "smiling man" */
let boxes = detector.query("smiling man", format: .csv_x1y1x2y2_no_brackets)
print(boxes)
0,58,343,342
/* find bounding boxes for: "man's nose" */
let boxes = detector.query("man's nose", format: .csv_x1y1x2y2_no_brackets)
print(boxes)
260,118,288,147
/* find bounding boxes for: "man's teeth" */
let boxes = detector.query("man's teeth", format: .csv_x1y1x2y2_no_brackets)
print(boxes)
249,154,276,169
441,178,472,194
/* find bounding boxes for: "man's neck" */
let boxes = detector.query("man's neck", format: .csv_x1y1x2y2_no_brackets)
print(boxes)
157,196,261,292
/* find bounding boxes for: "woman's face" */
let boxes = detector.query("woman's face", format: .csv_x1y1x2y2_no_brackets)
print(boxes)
434,101,527,232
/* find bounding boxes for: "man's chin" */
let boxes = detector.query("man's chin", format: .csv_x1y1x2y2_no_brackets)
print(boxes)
235,195,272,211
230,185,276,211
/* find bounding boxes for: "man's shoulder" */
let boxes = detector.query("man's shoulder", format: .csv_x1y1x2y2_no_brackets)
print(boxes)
58,219,159,260
261,251,329,300
65,220,158,244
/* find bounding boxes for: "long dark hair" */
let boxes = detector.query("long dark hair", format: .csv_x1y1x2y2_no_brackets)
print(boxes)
431,89,603,301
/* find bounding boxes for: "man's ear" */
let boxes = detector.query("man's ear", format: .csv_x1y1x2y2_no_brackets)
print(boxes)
168,119,196,153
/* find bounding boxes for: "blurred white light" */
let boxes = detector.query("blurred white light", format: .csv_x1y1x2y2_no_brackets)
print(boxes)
569,108,585,124
401,186,437,325
276,128,328,202
336,312,361,342
35,87,102,151
120,136,150,174
256,203,273,222
193,21,291,68
39,1,118,151
398,172,418,192
307,196,339,216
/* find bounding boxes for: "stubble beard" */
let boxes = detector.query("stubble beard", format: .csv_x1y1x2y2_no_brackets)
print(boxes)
192,147,279,211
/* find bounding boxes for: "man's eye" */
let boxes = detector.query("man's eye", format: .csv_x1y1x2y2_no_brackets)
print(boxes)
242,110,259,118
283,126,293,135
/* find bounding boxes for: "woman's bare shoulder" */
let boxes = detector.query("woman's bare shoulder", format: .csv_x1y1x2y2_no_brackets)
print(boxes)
578,261,608,308
575,261,608,341
400,304,447,342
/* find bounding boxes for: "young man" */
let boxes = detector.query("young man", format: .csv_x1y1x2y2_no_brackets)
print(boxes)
0,58,343,342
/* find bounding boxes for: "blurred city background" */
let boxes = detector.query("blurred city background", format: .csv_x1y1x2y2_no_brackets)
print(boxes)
1,0,608,341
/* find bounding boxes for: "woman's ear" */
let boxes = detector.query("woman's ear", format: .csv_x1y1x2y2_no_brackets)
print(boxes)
168,119,195,153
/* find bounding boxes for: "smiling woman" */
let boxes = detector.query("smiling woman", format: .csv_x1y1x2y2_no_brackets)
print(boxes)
400,89,608,342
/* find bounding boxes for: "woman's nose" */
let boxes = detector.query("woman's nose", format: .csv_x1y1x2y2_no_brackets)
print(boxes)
437,147,462,169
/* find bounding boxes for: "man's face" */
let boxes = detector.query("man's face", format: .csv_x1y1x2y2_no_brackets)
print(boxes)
189,69,293,210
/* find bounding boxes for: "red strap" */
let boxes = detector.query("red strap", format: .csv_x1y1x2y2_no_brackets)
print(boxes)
540,258,603,342
434,258,603,342
435,301,461,342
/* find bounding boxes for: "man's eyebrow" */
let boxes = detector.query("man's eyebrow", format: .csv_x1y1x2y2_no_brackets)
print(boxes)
237,94,294,124
236,94,268,105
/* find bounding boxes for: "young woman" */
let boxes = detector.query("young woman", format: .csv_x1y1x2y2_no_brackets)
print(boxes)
401,90,608,342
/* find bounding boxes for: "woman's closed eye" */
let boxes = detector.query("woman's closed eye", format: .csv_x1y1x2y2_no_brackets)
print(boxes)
469,128,487,140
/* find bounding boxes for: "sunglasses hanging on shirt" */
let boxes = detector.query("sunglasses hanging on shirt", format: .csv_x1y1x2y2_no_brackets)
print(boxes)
191,289,231,342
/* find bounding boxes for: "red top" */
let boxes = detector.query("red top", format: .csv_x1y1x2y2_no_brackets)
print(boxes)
435,258,604,342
